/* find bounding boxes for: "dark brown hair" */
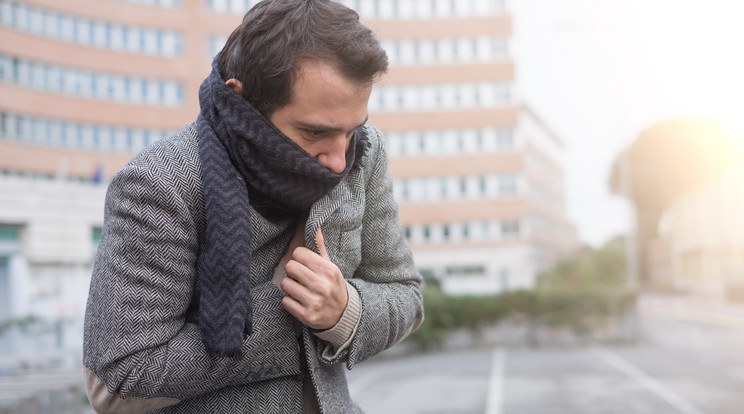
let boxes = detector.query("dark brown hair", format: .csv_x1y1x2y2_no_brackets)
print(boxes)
217,0,389,116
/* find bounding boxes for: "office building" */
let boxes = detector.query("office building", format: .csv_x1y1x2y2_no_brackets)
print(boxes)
0,0,578,352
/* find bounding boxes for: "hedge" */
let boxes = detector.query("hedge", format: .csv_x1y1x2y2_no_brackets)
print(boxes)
404,284,637,351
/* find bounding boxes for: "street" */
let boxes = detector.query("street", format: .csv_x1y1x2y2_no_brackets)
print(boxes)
348,294,744,414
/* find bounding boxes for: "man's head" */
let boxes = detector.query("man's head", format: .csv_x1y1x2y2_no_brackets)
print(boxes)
219,0,388,173
217,0,388,118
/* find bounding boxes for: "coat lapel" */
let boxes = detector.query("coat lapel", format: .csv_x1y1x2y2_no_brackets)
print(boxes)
304,179,353,253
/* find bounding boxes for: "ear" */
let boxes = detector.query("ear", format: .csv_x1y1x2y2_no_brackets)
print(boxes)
225,78,243,94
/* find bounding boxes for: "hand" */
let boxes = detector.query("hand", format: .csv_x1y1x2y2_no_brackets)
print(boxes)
280,228,349,330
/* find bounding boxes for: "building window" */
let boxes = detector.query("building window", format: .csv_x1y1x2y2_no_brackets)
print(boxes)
445,265,486,277
0,225,19,243
498,174,518,196
91,226,103,256
501,221,520,237
110,0,183,8
496,129,514,148
0,1,183,56
370,82,511,112
442,224,450,240
0,53,184,106
0,111,172,153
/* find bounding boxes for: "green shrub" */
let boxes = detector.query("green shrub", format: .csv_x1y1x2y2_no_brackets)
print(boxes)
405,285,636,351
405,237,637,351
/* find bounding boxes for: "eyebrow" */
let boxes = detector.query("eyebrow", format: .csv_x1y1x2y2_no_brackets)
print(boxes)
295,114,369,133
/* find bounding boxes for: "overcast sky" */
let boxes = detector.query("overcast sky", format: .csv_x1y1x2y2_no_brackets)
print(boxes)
510,0,744,247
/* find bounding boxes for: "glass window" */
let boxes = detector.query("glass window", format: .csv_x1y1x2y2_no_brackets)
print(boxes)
74,123,83,147
48,120,61,145
140,79,148,102
28,6,43,34
111,76,125,100
499,174,517,195
398,0,415,19
97,126,111,150
15,59,28,85
459,177,467,196
15,2,28,31
173,33,183,55
47,13,62,39
501,221,520,237
123,77,131,100
474,0,490,15
378,0,394,19
90,73,98,96
432,0,446,17
454,0,472,16
144,30,157,54
111,128,124,151
91,227,102,246
438,178,447,198
175,83,184,103
110,24,124,50
71,17,80,42
60,122,69,145
481,221,491,239
31,62,45,88
422,226,431,240
143,130,151,147
103,75,113,99
59,15,75,42
0,225,19,242
0,1,11,26
358,0,375,18
211,0,229,13
122,26,130,50
104,23,112,48
125,129,134,150
496,129,513,148
92,22,106,48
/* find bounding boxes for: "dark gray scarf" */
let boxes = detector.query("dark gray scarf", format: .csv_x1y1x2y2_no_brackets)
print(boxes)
196,57,358,357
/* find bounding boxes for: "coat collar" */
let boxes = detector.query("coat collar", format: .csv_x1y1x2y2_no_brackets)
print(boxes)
305,177,354,253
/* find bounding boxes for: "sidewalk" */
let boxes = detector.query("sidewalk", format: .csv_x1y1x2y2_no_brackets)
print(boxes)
638,292,744,328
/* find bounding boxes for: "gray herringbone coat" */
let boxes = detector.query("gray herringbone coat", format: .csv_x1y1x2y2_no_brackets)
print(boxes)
82,123,424,413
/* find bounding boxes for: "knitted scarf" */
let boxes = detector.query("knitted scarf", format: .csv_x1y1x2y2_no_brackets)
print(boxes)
196,57,358,357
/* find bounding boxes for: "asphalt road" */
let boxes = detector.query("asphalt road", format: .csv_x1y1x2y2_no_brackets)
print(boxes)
347,294,744,414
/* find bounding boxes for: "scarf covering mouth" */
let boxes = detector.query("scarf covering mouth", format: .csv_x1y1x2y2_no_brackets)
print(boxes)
195,56,358,357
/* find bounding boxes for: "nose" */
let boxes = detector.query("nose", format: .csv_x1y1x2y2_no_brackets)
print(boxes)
317,134,349,174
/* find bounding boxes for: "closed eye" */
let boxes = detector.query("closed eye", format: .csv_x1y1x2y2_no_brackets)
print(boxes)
305,129,326,139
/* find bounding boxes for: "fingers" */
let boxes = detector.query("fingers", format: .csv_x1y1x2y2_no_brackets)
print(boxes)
280,226,347,330
284,251,336,287
280,261,345,330
316,227,329,260
279,272,314,304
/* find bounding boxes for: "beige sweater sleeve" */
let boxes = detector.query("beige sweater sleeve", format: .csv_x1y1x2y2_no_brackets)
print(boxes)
312,282,362,358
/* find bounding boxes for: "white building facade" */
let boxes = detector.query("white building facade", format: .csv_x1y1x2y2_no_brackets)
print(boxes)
0,176,105,353
0,0,580,356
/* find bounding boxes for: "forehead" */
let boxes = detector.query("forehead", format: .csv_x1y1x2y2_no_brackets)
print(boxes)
291,60,370,98
282,60,372,128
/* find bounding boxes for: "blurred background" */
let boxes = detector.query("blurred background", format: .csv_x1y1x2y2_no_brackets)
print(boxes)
1,0,743,413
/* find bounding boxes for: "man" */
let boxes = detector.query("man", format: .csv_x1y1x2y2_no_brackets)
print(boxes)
82,0,424,413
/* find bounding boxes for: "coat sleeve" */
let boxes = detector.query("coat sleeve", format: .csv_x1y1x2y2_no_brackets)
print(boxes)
82,162,301,413
320,127,425,368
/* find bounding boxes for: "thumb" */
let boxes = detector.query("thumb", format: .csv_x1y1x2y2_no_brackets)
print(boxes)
316,227,330,260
